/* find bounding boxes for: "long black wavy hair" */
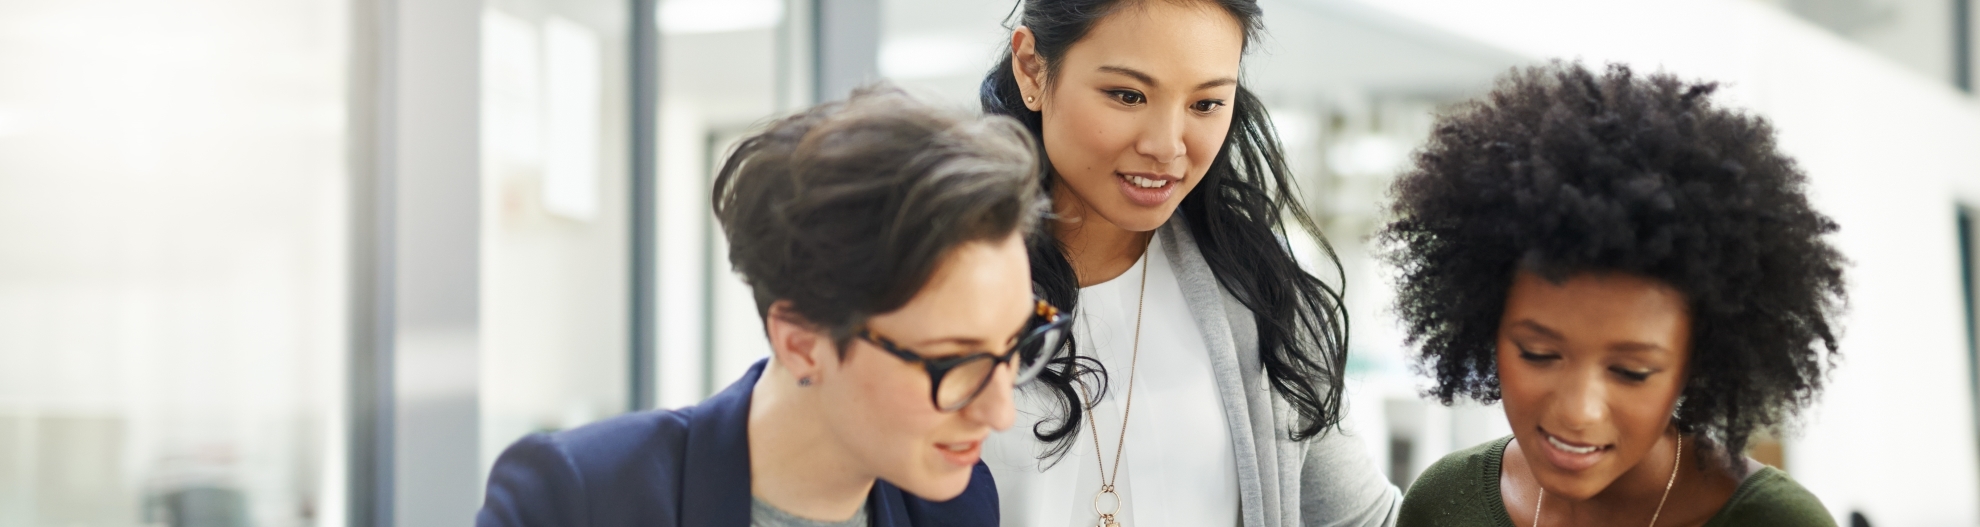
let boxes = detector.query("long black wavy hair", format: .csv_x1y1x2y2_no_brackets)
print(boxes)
1378,62,1846,472
982,0,1350,462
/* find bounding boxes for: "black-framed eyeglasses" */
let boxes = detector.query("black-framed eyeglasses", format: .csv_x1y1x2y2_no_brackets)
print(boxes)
855,298,1070,412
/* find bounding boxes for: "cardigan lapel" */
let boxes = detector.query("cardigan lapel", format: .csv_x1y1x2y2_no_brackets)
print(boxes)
1159,217,1276,527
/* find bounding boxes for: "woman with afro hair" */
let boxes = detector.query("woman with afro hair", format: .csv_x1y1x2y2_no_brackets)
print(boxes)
1383,61,1845,527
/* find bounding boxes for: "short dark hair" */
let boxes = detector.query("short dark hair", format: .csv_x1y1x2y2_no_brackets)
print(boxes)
712,84,1048,345
1378,62,1847,471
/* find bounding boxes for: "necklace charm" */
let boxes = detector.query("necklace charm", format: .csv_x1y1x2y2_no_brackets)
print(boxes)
1081,246,1149,527
1093,485,1122,527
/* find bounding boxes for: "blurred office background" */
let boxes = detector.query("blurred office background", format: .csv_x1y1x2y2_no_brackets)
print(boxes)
1,0,1978,525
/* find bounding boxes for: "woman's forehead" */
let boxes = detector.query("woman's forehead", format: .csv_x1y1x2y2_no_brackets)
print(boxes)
1501,271,1691,351
1062,1,1244,81
866,236,1033,344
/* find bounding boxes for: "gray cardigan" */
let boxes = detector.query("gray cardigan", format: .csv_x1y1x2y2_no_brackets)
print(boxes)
1155,216,1400,527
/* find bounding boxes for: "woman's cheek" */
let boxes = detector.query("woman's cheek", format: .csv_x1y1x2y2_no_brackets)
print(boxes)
1186,118,1227,175
1048,104,1112,178
1076,108,1128,165
1496,350,1542,417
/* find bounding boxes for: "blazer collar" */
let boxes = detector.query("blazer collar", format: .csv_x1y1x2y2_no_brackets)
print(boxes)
679,359,763,526
676,358,915,526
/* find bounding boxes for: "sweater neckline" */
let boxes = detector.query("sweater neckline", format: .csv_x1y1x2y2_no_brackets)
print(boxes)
1482,435,1779,527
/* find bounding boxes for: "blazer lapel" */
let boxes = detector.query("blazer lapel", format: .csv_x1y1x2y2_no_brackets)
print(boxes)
867,482,911,527
679,360,767,526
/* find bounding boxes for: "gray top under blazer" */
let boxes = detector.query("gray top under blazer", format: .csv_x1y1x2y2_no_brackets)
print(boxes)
1154,215,1400,527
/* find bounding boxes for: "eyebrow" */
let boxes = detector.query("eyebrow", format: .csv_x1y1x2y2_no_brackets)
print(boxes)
1096,65,1238,91
1513,319,1671,354
1608,341,1670,354
1512,319,1564,340
904,336,987,348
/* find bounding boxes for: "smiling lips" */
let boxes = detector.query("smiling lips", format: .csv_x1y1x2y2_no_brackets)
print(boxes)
936,440,982,467
1115,171,1181,207
1538,428,1611,472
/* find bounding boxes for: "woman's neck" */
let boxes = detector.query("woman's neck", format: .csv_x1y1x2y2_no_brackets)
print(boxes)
1582,433,1691,512
747,366,876,521
1523,432,1742,525
1051,183,1155,287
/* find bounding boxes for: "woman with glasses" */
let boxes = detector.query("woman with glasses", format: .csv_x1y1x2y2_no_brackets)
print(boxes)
477,85,1069,527
977,0,1398,526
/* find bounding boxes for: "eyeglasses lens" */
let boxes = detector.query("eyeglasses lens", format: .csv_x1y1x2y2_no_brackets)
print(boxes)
1012,323,1066,385
936,356,997,411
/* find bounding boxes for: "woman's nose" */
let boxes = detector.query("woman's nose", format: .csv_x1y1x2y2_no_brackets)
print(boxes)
960,363,1017,431
1552,371,1609,432
1135,109,1187,165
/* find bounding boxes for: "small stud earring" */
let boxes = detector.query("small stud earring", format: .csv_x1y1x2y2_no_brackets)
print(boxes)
798,377,812,387
1024,95,1035,104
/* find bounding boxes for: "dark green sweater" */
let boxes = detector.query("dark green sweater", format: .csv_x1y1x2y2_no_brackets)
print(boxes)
1398,436,1836,527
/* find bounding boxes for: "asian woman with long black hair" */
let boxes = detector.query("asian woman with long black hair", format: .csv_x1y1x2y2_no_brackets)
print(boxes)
977,1,1399,526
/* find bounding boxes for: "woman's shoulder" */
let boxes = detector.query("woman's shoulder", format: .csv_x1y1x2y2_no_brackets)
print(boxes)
1398,436,1515,527
478,406,718,527
547,407,699,462
1409,436,1511,496
1702,466,1838,527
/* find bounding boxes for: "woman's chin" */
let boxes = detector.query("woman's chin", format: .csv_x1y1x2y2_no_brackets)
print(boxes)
891,466,973,502
1089,201,1180,233
1534,471,1619,502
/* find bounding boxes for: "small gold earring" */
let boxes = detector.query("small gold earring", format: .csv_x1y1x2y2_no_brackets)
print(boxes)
1024,95,1036,104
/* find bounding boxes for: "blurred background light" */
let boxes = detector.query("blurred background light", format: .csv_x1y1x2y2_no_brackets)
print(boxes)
1325,135,1409,181
542,17,605,222
658,0,783,35
880,35,984,80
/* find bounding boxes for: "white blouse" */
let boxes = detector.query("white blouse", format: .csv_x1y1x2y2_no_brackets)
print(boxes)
983,235,1241,527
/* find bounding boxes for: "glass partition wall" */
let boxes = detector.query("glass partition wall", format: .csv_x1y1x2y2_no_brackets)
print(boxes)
0,1,351,526
476,0,633,477
653,0,802,409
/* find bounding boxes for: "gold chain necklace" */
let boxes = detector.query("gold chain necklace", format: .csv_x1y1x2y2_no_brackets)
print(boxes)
1074,245,1150,527
1532,434,1682,527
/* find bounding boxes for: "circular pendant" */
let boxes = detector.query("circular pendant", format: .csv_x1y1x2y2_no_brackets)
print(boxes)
1093,489,1121,518
1093,489,1120,516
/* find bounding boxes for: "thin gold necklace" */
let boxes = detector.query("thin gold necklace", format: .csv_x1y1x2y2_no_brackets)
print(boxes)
1075,244,1150,527
1532,434,1682,527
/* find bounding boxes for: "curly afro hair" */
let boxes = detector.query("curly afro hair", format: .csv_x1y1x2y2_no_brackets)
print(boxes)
1377,61,1847,470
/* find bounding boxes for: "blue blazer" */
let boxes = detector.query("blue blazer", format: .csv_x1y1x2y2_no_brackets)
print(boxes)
476,359,999,527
